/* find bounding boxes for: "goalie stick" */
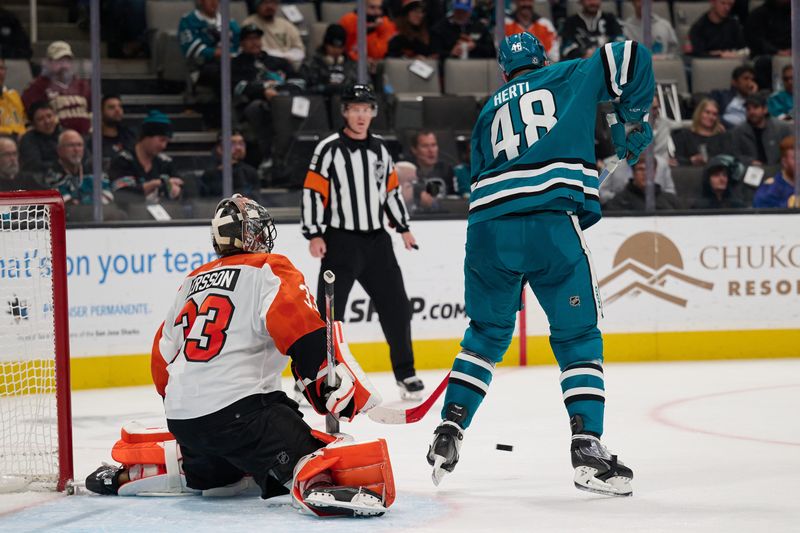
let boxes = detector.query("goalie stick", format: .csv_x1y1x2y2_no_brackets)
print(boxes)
323,270,339,434
366,372,450,424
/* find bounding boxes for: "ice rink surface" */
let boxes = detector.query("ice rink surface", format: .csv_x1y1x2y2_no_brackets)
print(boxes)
1,358,799,532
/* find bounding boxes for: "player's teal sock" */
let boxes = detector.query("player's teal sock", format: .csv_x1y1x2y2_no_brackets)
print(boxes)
441,351,496,429
560,361,605,436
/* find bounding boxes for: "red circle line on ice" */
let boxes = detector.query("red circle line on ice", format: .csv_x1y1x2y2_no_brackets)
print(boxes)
650,384,800,447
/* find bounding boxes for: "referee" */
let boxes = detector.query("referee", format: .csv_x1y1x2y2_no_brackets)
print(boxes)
301,83,424,400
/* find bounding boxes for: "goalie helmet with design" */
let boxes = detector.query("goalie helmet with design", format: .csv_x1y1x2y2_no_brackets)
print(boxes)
498,32,548,79
211,194,277,256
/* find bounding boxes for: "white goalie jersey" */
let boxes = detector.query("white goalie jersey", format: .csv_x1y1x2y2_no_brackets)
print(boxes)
151,253,325,420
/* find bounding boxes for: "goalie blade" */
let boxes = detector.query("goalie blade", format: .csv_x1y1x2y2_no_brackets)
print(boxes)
303,486,386,517
573,466,633,497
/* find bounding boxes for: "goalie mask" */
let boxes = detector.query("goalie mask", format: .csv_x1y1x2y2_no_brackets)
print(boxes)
211,194,277,256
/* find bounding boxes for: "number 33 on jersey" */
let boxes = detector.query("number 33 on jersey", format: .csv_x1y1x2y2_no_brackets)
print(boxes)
469,40,654,230
151,253,325,421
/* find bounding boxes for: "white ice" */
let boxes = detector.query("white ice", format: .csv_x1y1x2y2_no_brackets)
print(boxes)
1,359,799,532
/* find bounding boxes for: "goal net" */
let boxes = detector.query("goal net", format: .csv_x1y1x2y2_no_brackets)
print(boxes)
0,191,73,492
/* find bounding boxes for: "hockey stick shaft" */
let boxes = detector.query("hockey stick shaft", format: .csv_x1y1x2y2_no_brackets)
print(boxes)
366,372,450,424
323,270,339,434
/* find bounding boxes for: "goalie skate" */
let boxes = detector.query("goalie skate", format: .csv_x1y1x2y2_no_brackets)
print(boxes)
571,435,633,497
303,486,387,517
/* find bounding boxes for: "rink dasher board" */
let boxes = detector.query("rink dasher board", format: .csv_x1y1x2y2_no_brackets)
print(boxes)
4,214,794,389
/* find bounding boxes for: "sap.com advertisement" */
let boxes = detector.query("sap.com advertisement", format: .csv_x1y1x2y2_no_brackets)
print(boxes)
56,215,800,359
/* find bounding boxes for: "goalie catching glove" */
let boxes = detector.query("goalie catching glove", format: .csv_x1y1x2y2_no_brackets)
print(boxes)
292,321,381,422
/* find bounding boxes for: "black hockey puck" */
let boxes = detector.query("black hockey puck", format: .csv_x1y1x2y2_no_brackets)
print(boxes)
496,444,513,452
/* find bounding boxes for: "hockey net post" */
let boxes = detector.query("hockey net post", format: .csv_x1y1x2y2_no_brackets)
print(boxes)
0,190,74,492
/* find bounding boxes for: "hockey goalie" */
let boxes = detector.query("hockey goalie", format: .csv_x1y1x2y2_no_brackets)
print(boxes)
85,195,394,518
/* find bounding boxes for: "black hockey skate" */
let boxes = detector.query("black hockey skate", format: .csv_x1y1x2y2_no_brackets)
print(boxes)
427,404,466,486
397,375,425,401
303,486,387,517
570,417,633,496
85,463,123,495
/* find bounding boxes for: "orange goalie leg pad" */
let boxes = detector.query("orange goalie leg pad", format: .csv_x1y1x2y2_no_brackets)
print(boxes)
112,422,177,466
294,438,395,509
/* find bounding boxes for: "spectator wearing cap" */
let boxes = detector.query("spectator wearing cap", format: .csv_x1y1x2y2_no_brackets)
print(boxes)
687,0,747,58
560,0,624,60
200,131,261,202
0,136,42,192
622,0,678,58
0,57,27,138
101,94,137,166
753,136,796,208
430,0,495,60
43,129,126,221
387,0,433,59
339,0,397,62
0,7,32,59
242,0,305,68
301,24,358,96
730,91,792,167
692,155,746,209
711,65,758,129
18,101,64,180
603,159,682,211
768,65,794,121
232,23,299,166
108,111,183,205
178,0,240,94
505,0,559,61
22,41,92,135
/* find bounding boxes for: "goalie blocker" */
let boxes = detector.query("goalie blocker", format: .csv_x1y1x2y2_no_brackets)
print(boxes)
85,422,395,517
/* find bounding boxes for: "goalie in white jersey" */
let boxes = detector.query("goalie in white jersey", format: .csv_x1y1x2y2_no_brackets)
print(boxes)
85,194,396,517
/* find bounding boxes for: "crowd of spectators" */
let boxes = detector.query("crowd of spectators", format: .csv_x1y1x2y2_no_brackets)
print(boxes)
0,0,797,217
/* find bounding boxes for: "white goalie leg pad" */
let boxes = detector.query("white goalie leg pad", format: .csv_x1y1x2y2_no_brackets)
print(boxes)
117,440,196,496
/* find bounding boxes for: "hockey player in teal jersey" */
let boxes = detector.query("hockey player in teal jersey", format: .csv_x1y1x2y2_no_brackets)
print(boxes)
427,32,655,496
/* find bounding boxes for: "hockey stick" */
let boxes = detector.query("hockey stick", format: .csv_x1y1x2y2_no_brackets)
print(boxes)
366,372,450,424
323,270,339,434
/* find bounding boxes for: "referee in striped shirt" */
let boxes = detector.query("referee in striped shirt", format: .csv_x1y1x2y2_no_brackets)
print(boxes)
301,83,424,400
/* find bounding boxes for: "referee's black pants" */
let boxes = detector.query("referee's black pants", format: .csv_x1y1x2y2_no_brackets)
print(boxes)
317,227,415,381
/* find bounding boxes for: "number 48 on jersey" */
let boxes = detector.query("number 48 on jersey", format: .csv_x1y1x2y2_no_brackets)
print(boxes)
491,88,558,161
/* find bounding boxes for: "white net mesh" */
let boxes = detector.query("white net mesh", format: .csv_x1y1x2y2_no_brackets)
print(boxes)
0,203,59,491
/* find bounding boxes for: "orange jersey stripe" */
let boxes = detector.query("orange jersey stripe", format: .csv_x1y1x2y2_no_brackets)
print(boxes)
304,170,330,206
386,169,399,192
150,322,168,398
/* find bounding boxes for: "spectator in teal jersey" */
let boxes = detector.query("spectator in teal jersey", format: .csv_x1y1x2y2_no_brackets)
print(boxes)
768,65,794,121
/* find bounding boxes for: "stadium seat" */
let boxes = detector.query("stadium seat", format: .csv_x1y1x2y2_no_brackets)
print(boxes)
673,1,708,26
383,59,441,99
653,58,689,95
229,1,249,23
443,59,492,98
620,1,671,23
270,95,330,188
690,58,745,94
145,1,193,35
308,21,329,53
321,2,355,23
3,60,32,92
671,166,704,205
421,96,480,133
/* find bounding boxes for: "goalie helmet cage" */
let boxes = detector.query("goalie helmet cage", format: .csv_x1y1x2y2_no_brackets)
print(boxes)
0,190,73,492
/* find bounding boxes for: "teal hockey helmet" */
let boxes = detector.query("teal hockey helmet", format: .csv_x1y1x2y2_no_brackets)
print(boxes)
498,32,548,77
